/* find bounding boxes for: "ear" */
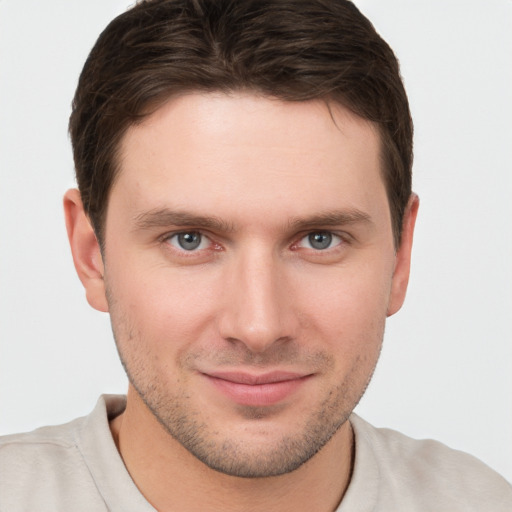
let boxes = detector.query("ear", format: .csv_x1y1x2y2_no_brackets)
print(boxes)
387,193,420,317
63,189,108,313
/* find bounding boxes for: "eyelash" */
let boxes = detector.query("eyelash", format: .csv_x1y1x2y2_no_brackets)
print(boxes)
161,229,349,256
294,231,344,251
162,231,221,257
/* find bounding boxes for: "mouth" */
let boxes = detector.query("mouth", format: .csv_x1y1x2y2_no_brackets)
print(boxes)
201,370,313,407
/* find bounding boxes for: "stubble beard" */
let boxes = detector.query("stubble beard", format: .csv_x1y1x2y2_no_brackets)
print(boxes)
127,368,360,478
108,296,383,478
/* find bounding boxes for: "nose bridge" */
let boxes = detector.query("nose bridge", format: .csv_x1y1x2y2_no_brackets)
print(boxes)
220,242,290,352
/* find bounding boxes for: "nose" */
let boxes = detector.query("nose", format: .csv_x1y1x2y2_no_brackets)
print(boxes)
218,246,295,353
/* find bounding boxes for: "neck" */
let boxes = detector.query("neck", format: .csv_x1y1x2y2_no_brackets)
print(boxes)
110,387,354,512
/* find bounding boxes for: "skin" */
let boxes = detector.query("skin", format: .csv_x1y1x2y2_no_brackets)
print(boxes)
64,92,418,511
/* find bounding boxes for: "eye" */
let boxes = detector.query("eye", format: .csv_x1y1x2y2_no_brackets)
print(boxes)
298,231,342,250
167,231,210,251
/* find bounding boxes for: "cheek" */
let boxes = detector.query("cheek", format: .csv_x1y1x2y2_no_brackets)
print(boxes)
292,262,392,370
296,263,392,331
106,262,221,351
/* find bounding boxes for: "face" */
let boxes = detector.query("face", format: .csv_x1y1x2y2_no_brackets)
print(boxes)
70,92,415,478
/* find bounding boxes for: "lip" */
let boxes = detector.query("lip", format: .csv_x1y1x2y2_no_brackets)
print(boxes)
202,371,312,406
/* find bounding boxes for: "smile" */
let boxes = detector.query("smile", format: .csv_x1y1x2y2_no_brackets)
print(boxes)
201,371,312,407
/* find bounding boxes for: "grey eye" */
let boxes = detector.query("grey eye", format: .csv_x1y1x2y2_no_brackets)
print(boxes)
307,232,333,250
171,232,204,251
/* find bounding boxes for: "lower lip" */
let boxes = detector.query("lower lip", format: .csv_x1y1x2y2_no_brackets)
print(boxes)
204,375,310,406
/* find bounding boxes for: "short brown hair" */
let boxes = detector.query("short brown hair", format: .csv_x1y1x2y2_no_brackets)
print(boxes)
69,0,413,247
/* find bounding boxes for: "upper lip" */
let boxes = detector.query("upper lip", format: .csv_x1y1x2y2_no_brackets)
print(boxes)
203,371,310,385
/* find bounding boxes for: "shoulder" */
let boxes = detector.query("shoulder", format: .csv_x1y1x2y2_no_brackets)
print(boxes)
0,396,127,511
347,414,512,512
0,417,103,510
0,415,83,469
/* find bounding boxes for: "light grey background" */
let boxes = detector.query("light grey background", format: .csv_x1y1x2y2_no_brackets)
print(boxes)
1,0,511,482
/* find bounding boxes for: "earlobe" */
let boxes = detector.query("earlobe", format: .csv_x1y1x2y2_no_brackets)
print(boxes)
387,193,420,317
63,189,109,313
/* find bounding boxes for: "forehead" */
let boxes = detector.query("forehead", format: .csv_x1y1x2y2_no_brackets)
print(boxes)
112,92,386,228
121,92,380,162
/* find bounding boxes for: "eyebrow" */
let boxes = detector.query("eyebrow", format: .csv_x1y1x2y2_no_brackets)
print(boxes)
133,207,373,234
287,209,373,230
132,208,235,232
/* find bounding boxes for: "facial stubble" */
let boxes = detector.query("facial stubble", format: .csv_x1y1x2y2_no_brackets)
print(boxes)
107,289,383,478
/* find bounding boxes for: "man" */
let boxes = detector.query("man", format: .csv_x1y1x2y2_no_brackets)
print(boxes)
0,0,510,510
